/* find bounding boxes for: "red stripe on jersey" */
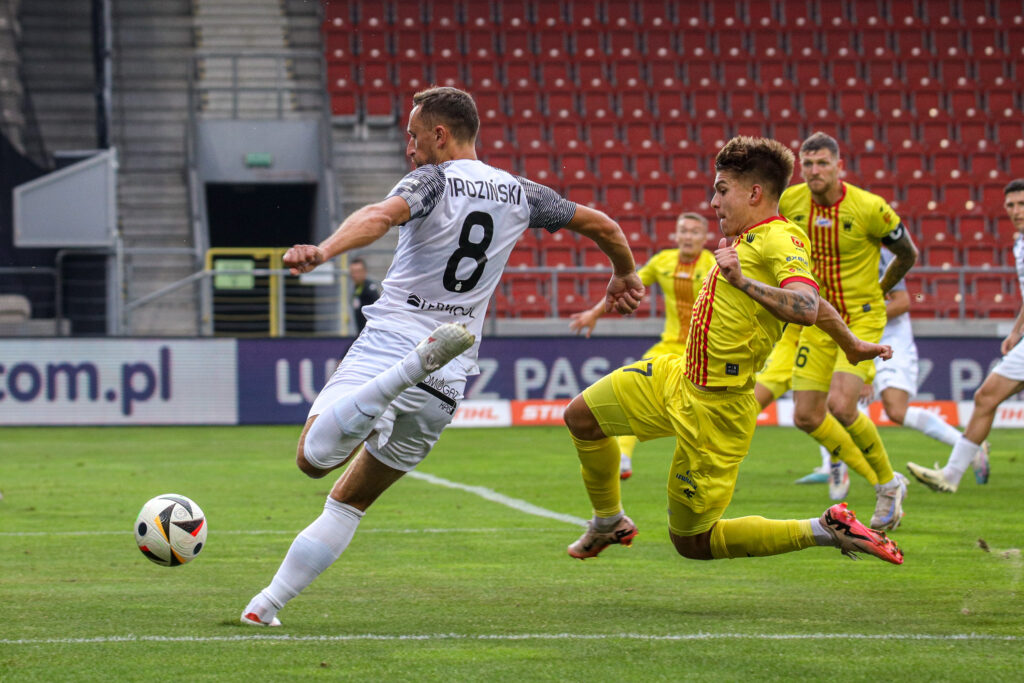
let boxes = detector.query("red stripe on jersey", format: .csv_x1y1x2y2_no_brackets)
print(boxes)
686,266,718,385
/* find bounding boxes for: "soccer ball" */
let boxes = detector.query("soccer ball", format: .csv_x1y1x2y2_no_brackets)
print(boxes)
133,494,207,567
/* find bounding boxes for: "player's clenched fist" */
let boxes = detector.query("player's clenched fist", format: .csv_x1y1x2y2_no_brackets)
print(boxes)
714,237,743,287
283,244,326,275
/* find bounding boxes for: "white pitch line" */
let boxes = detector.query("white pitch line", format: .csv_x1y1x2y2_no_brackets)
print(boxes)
1,632,1020,646
406,470,587,527
0,528,567,538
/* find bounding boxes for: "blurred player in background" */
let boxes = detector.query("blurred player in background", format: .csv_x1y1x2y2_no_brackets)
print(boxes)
563,137,902,568
783,133,918,531
908,178,1024,492
569,211,715,479
240,86,644,626
348,257,381,333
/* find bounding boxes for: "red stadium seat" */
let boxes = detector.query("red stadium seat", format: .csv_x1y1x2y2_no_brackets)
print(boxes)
925,244,962,267
917,213,953,242
964,243,1001,268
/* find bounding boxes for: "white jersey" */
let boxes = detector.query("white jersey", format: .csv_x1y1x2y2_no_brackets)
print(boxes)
361,159,576,371
1014,233,1024,296
878,248,912,348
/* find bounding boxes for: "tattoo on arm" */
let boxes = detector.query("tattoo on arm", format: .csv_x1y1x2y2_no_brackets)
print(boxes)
879,231,918,293
740,280,817,321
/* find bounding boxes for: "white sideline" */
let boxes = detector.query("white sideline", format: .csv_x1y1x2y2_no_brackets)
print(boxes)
1,632,1019,646
406,470,587,527
0,528,567,538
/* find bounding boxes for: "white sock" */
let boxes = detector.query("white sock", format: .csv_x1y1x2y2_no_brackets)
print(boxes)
592,511,624,531
250,498,365,619
809,518,835,546
943,437,980,485
819,445,831,470
304,348,428,469
904,406,962,446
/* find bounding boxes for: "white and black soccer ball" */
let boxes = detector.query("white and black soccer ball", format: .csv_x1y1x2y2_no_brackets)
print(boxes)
133,494,207,567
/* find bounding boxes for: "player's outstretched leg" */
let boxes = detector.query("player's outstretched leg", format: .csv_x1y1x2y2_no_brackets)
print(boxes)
303,323,474,472
241,497,366,627
819,502,904,564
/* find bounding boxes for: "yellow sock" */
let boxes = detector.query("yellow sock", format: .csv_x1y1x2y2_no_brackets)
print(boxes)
709,517,816,558
572,434,622,517
617,435,638,458
809,414,878,485
846,413,895,484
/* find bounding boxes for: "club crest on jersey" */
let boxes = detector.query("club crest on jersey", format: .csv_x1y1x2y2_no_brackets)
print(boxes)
406,292,477,318
815,217,832,228
745,233,755,243
843,218,853,231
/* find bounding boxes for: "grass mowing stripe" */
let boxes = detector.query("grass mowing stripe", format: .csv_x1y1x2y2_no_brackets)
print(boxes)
407,470,587,526
3,632,1021,645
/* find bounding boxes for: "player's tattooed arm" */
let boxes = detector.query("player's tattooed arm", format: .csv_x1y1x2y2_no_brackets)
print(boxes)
816,298,894,364
878,227,918,293
714,238,818,325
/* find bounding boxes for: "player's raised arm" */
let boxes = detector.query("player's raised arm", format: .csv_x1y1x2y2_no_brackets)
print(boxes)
563,204,645,315
283,196,411,275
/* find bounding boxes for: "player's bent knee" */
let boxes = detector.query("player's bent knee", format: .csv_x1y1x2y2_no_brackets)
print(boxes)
296,415,330,479
563,395,606,441
792,410,822,433
669,530,714,560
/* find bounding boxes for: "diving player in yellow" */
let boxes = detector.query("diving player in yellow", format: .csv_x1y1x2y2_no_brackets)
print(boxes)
563,136,902,567
784,132,919,531
569,212,716,479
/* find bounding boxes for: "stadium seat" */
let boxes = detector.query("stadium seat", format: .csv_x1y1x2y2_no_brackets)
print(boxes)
917,213,952,242
958,214,990,240
925,244,962,267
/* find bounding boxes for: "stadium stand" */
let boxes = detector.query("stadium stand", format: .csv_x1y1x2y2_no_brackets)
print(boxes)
327,0,1023,318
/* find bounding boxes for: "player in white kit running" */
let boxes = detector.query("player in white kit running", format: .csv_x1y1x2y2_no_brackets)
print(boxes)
868,249,988,478
240,87,644,626
907,178,1024,493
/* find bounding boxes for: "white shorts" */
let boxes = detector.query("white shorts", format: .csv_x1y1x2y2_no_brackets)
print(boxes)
992,338,1024,382
308,327,467,472
873,335,919,396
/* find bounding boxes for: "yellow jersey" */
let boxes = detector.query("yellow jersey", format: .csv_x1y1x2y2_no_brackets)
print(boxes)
638,248,717,345
685,216,817,389
779,181,901,320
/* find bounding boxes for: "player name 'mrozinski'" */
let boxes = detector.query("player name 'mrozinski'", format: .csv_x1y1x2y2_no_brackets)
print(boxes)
446,177,522,205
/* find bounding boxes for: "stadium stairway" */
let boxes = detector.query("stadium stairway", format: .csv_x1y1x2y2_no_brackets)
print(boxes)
0,0,27,158
110,0,198,335
16,0,97,155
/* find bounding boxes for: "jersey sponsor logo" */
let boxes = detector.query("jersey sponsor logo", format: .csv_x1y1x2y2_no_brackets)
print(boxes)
445,176,523,206
406,293,478,318
815,217,832,228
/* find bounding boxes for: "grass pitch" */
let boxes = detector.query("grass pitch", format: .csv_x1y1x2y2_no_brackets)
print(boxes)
2,424,1023,681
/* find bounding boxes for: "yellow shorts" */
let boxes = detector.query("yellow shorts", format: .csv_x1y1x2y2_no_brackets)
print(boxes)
755,324,802,400
642,340,687,359
791,306,887,392
582,355,759,535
